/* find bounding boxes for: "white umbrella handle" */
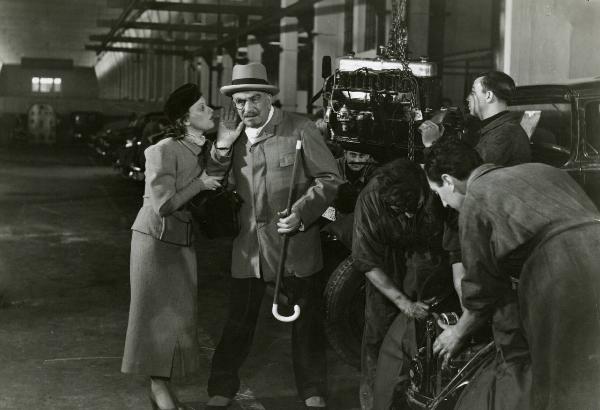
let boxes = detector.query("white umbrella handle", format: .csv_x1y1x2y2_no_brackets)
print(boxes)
272,303,301,322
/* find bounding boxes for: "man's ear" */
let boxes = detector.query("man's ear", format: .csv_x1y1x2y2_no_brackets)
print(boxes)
447,174,468,194
485,90,495,103
441,174,454,188
442,174,464,193
264,93,273,105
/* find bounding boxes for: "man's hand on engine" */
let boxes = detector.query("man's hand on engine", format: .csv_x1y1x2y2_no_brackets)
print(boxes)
419,120,442,147
216,106,244,148
398,299,430,320
433,320,466,368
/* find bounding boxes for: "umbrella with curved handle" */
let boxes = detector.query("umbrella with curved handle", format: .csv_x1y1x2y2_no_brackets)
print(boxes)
272,299,301,322
272,139,303,322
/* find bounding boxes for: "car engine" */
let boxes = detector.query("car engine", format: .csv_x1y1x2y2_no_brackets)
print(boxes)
321,55,440,162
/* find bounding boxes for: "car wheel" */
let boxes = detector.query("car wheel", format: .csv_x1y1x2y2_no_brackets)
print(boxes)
324,255,365,369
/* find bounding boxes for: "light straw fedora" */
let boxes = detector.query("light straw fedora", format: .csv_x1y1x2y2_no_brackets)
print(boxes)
220,62,279,96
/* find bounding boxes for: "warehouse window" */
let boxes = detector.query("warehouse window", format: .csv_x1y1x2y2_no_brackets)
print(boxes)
32,77,62,93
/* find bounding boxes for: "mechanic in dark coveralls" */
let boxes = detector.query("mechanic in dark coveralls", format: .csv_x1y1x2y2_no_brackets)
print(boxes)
425,138,600,410
352,158,460,410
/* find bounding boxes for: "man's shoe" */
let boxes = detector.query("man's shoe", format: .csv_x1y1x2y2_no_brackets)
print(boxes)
206,395,232,409
304,396,327,409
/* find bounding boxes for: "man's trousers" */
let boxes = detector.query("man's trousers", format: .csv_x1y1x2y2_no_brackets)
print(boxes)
207,275,328,400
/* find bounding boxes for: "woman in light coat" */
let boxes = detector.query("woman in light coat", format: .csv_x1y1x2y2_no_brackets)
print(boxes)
122,83,222,410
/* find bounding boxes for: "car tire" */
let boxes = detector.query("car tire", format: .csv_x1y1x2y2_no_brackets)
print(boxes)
324,255,365,369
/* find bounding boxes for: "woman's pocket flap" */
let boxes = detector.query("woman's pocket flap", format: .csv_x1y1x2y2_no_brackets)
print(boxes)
131,206,192,246
159,214,192,246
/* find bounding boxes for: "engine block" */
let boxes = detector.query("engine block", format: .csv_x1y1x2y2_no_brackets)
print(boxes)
322,56,441,161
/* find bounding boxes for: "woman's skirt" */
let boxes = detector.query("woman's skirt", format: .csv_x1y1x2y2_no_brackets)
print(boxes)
121,231,200,378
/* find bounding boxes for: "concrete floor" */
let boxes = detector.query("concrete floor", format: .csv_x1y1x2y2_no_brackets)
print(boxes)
0,145,360,410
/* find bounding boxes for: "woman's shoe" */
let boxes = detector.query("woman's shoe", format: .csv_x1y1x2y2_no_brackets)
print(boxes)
149,392,177,410
150,379,195,410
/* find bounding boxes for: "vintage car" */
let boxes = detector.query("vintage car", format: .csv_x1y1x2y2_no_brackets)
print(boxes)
115,112,170,181
70,111,103,141
508,77,600,208
88,118,131,161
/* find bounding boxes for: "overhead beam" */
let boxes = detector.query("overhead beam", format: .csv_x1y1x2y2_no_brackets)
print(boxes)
96,19,238,34
98,0,143,53
198,0,322,51
85,45,190,57
137,1,275,16
94,0,319,56
90,35,213,47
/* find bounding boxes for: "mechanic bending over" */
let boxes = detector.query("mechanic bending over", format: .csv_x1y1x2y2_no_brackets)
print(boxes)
425,138,600,410
352,158,461,410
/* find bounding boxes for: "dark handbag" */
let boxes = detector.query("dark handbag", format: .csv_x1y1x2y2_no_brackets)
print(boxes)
189,187,243,239
188,139,242,239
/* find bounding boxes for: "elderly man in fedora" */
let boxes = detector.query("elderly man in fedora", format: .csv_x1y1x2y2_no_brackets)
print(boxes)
206,62,342,409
